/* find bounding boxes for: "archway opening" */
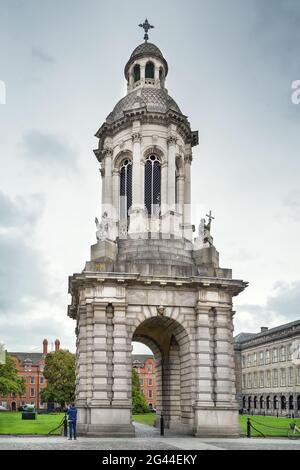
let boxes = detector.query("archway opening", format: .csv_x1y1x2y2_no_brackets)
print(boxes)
131,315,195,435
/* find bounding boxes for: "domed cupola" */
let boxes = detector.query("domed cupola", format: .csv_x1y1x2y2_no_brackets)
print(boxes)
124,20,169,93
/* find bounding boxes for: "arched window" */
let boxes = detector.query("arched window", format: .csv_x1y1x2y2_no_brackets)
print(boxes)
281,396,286,410
120,159,132,219
260,396,264,409
254,396,257,409
144,155,161,216
133,64,140,82
266,396,271,409
289,395,294,410
145,61,155,79
273,395,278,410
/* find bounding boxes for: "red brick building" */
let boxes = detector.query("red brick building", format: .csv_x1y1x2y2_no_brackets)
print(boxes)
132,355,156,407
0,339,60,411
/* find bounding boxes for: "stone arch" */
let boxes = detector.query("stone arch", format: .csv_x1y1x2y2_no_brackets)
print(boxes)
131,312,196,434
281,395,287,411
143,145,166,164
114,150,133,170
145,61,155,79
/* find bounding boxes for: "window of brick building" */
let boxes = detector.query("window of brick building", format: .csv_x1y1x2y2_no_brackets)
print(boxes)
40,376,44,384
30,377,35,384
148,364,153,374
148,390,152,399
148,378,152,386
30,388,35,397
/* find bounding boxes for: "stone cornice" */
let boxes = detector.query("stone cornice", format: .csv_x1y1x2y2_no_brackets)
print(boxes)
235,323,300,350
94,109,194,154
68,272,247,319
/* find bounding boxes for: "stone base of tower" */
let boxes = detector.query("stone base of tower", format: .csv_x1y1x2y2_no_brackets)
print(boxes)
193,407,241,437
76,407,135,438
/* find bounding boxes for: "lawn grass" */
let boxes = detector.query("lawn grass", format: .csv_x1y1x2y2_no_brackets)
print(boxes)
0,412,64,435
132,413,156,426
132,412,300,437
240,415,300,437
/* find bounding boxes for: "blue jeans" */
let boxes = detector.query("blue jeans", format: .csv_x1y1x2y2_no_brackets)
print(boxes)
69,420,76,439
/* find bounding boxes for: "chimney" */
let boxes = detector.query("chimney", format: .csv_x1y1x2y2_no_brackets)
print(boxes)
55,339,60,351
260,327,268,333
43,339,48,355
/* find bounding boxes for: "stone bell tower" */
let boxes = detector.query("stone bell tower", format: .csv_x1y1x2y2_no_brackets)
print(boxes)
68,21,247,437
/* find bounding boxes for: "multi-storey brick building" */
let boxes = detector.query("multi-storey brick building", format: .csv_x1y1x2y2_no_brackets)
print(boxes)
132,355,156,407
0,339,60,411
235,320,300,417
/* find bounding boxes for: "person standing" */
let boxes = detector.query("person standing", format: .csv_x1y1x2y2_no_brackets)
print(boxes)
67,403,77,440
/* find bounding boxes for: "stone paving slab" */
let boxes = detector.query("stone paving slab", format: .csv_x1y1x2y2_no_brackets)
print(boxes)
1,435,300,451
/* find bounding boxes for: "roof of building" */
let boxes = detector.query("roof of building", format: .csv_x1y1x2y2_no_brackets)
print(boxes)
124,42,168,78
106,87,182,124
132,354,154,365
234,319,300,347
9,352,44,365
234,333,256,343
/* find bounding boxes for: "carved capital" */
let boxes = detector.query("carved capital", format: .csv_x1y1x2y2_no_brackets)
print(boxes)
184,153,193,164
103,147,113,157
132,133,142,143
167,135,177,146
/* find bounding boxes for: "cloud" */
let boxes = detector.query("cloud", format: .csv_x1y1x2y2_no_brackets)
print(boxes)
31,47,54,64
0,192,44,229
21,130,77,172
283,190,300,221
235,280,300,334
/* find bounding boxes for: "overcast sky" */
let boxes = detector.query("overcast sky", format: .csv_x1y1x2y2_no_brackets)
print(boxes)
0,0,299,355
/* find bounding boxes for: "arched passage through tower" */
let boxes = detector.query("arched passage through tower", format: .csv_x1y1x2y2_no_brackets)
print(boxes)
131,316,195,434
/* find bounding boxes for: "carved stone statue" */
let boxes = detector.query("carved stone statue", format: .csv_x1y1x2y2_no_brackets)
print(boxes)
194,211,214,249
95,212,109,241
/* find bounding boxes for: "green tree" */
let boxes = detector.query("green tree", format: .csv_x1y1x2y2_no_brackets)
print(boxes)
41,349,75,408
0,353,25,396
132,368,149,414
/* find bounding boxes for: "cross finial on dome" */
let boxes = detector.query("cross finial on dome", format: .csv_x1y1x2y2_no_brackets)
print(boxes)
139,18,154,42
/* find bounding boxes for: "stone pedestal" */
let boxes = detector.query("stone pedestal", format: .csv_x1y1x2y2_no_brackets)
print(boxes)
194,406,241,437
90,239,118,262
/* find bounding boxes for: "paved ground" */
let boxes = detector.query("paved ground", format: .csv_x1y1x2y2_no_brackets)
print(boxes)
1,423,300,450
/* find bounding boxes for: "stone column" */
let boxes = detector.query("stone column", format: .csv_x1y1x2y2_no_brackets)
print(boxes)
103,147,113,214
194,303,215,408
177,175,185,216
161,161,168,216
111,302,134,434
214,306,237,406
76,305,88,433
131,132,142,208
183,150,192,240
112,168,120,229
194,300,240,437
167,136,176,211
91,303,111,408
100,163,105,210
129,130,146,236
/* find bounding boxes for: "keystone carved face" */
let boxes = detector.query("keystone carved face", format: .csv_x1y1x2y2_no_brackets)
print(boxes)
157,305,165,316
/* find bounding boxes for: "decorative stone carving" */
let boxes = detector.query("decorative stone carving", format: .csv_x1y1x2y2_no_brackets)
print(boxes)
132,133,142,143
157,305,165,316
95,212,109,241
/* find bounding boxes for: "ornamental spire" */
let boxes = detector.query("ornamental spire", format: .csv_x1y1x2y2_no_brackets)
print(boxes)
139,18,154,42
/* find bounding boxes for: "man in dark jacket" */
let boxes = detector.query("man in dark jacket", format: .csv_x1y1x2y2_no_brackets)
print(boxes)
67,403,77,440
